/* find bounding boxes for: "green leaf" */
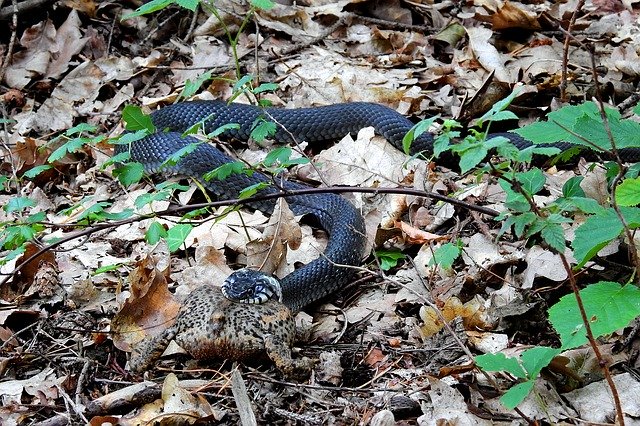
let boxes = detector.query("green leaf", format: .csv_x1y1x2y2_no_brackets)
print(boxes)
180,71,213,99
520,346,561,378
475,88,521,127
64,122,97,136
515,169,545,195
204,161,247,181
572,207,640,267
166,224,193,252
375,249,405,271
500,381,535,410
429,242,461,269
549,282,640,350
122,105,155,132
93,263,124,275
475,353,527,379
175,0,198,11
22,165,52,179
251,0,275,9
231,75,254,99
162,142,200,167
253,82,279,94
263,147,293,167
6,197,36,213
251,120,277,142
562,176,585,198
541,222,566,253
208,122,240,138
498,178,530,212
113,162,145,187
615,177,640,206
239,182,269,199
48,136,101,162
402,117,438,155
146,221,167,245
121,0,173,20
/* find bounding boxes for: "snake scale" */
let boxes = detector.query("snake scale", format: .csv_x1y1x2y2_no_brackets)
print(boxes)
115,101,635,312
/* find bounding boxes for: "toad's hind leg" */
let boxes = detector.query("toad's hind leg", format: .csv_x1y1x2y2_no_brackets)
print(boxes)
263,334,315,379
129,328,177,373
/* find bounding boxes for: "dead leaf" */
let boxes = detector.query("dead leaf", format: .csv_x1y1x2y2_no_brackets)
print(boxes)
111,255,180,352
466,27,513,83
246,199,302,275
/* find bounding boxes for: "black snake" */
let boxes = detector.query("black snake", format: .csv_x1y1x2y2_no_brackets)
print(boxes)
115,101,631,312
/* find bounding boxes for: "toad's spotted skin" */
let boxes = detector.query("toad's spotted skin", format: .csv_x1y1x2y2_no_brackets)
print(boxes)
129,285,313,377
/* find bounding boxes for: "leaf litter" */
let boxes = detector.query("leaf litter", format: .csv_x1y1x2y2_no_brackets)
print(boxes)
2,0,640,424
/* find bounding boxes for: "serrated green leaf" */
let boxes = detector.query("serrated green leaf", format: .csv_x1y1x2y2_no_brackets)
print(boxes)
122,105,155,132
166,224,193,252
429,242,461,269
515,169,545,195
208,122,240,138
239,182,269,199
176,0,198,11
6,197,36,213
541,222,566,252
23,165,52,178
162,141,200,167
263,147,292,167
549,282,640,350
204,161,247,181
121,0,173,19
500,381,535,410
251,120,277,142
615,177,640,206
180,71,212,99
521,346,561,378
113,162,145,187
572,207,640,267
475,353,527,378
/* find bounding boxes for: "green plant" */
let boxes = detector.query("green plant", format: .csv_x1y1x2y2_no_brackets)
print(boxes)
412,97,640,409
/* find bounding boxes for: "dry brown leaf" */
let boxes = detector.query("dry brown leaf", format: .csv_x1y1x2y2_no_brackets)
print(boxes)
111,255,180,352
490,1,541,31
396,221,449,245
419,296,492,338
466,27,512,83
246,199,301,276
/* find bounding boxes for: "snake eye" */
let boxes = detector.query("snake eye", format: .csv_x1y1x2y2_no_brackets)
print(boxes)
221,268,282,304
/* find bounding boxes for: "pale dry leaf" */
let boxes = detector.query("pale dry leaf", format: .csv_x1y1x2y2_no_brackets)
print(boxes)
46,10,89,79
563,373,640,423
419,377,490,424
466,27,512,83
467,331,509,354
0,368,62,406
275,47,417,107
4,20,56,89
246,199,301,276
462,233,521,269
521,245,567,288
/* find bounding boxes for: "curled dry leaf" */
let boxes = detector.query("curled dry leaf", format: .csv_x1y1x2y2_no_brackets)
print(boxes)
110,255,180,352
419,295,493,338
246,199,302,276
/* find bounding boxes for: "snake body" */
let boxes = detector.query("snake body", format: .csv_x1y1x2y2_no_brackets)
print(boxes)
116,101,635,311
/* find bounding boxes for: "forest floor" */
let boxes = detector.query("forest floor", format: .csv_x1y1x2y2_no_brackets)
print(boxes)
1,0,640,424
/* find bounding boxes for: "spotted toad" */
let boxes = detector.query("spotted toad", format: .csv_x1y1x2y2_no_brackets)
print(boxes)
129,285,313,378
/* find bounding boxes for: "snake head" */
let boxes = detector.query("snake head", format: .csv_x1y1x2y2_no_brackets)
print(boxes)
221,268,283,304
